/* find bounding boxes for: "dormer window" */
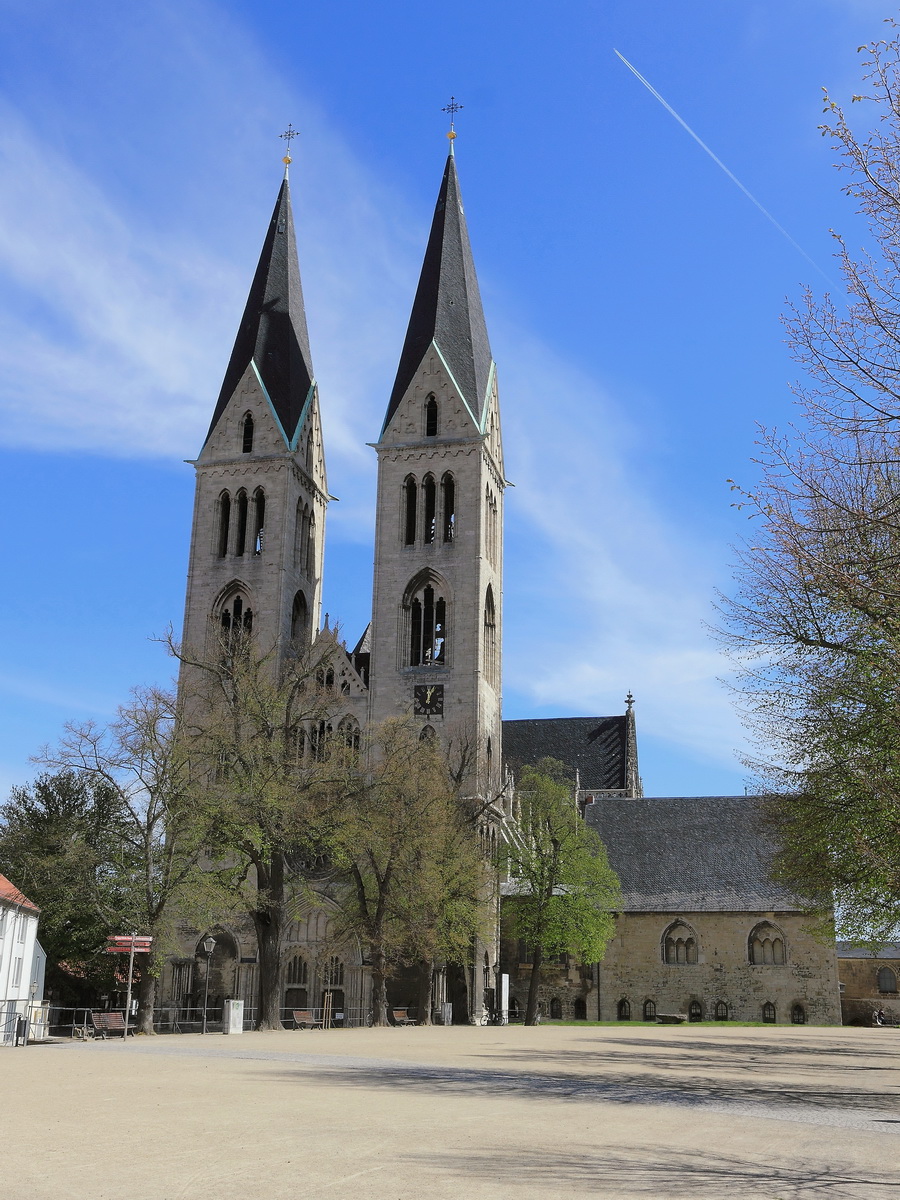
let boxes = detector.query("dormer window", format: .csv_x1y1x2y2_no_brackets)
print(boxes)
242,413,254,454
425,395,438,437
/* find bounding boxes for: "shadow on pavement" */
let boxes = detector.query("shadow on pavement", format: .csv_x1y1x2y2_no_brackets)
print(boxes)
401,1145,900,1198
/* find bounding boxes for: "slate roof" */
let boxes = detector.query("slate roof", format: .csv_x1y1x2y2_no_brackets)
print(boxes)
0,872,40,913
584,796,802,913
503,716,628,792
382,153,494,434
205,175,315,446
836,942,900,959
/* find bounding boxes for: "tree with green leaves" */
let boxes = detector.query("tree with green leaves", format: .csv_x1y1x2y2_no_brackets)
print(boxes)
721,25,900,942
172,627,341,1030
502,759,619,1025
330,719,486,1026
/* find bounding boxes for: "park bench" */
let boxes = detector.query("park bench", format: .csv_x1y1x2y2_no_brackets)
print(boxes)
91,1012,128,1038
655,1013,687,1025
391,1008,416,1026
292,1009,324,1029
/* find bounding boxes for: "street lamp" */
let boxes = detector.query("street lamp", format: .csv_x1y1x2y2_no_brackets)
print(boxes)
201,936,216,1035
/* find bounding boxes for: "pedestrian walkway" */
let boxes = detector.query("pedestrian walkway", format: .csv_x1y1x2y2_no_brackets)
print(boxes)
3,1024,899,1199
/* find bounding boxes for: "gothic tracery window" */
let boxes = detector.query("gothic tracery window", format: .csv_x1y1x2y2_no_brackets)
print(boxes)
423,475,436,545
749,922,786,965
219,591,253,640
252,488,265,556
291,591,308,644
484,586,498,686
406,575,448,666
235,491,248,556
662,921,699,965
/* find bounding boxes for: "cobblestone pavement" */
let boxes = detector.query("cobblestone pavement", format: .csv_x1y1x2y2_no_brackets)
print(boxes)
3,1024,899,1199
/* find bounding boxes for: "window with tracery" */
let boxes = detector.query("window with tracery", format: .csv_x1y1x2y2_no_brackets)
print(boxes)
324,956,344,988
714,1001,729,1021
749,922,786,965
762,1001,776,1023
338,716,360,753
643,999,656,1021
219,592,253,641
617,998,631,1021
406,575,448,666
662,921,699,965
791,1003,806,1024
688,1000,702,1022
285,956,308,987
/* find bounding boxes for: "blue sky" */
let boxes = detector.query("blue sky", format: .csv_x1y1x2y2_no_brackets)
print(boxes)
0,0,888,797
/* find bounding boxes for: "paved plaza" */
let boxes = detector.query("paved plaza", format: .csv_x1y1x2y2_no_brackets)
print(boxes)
3,1023,900,1199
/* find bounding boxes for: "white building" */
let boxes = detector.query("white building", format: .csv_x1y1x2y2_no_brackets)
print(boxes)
0,872,46,1044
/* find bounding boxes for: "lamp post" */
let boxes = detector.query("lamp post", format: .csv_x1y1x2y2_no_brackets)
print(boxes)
201,936,216,1034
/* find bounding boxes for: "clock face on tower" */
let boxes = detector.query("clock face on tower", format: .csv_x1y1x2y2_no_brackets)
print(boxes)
413,684,444,717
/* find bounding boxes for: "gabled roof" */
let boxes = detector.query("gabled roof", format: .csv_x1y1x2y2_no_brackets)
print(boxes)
503,716,630,792
382,153,493,434
205,175,315,446
0,872,40,914
585,796,802,913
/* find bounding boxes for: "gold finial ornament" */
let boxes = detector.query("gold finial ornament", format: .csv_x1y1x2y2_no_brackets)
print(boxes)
279,123,299,170
442,96,463,148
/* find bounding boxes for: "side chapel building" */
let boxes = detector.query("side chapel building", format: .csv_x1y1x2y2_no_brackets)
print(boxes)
163,139,842,1028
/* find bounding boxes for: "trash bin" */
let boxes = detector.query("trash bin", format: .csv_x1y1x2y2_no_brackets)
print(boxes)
222,998,244,1035
15,1016,28,1046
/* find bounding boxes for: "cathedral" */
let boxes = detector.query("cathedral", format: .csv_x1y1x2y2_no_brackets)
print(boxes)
162,135,844,1029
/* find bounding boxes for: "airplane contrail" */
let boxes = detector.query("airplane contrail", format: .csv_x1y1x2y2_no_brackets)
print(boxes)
614,49,836,288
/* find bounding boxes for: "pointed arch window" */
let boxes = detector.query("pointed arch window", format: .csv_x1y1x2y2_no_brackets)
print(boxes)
662,921,699,965
642,999,656,1021
242,413,254,454
291,592,308,644
617,998,631,1021
484,586,498,687
422,475,436,545
749,922,786,965
791,1003,806,1024
406,575,448,666
219,591,253,642
714,1001,729,1021
217,492,231,558
419,724,437,743
762,1002,777,1024
441,473,455,542
285,956,308,987
404,477,417,546
338,716,360,754
306,512,316,578
877,966,897,993
235,491,249,556
425,394,438,437
252,488,265,556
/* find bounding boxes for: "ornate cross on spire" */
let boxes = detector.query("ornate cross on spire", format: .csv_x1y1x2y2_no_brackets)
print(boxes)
280,124,299,171
442,97,463,150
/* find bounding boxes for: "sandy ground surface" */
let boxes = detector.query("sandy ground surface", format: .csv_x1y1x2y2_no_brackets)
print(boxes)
2,1023,900,1199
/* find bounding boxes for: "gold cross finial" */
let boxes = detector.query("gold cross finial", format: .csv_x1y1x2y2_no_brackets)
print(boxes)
442,97,463,150
279,124,299,171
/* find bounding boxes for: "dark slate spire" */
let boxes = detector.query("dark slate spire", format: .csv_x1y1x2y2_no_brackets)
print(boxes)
205,176,314,446
383,153,493,434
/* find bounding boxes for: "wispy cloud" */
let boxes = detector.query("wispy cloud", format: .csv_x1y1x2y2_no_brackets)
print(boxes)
0,0,743,786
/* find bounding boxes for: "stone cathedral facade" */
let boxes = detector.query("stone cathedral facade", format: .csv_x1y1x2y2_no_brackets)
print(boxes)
162,145,843,1029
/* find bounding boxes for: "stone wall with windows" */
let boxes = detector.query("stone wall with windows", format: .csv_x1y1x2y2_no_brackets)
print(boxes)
594,911,841,1025
836,945,900,1025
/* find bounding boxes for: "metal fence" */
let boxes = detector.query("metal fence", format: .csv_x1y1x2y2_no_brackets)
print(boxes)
0,999,50,1045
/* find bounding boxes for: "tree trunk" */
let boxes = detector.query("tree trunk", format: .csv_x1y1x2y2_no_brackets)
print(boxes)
136,959,157,1035
524,947,543,1026
371,945,390,1026
416,959,434,1026
252,854,286,1030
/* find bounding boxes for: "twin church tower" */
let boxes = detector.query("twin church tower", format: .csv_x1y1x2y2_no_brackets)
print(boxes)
180,140,505,794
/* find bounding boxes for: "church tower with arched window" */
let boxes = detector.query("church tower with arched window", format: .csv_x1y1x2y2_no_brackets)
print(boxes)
179,168,328,665
367,149,505,796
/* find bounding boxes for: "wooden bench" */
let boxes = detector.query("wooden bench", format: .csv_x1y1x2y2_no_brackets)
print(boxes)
292,1009,324,1029
391,1008,417,1026
91,1012,128,1038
